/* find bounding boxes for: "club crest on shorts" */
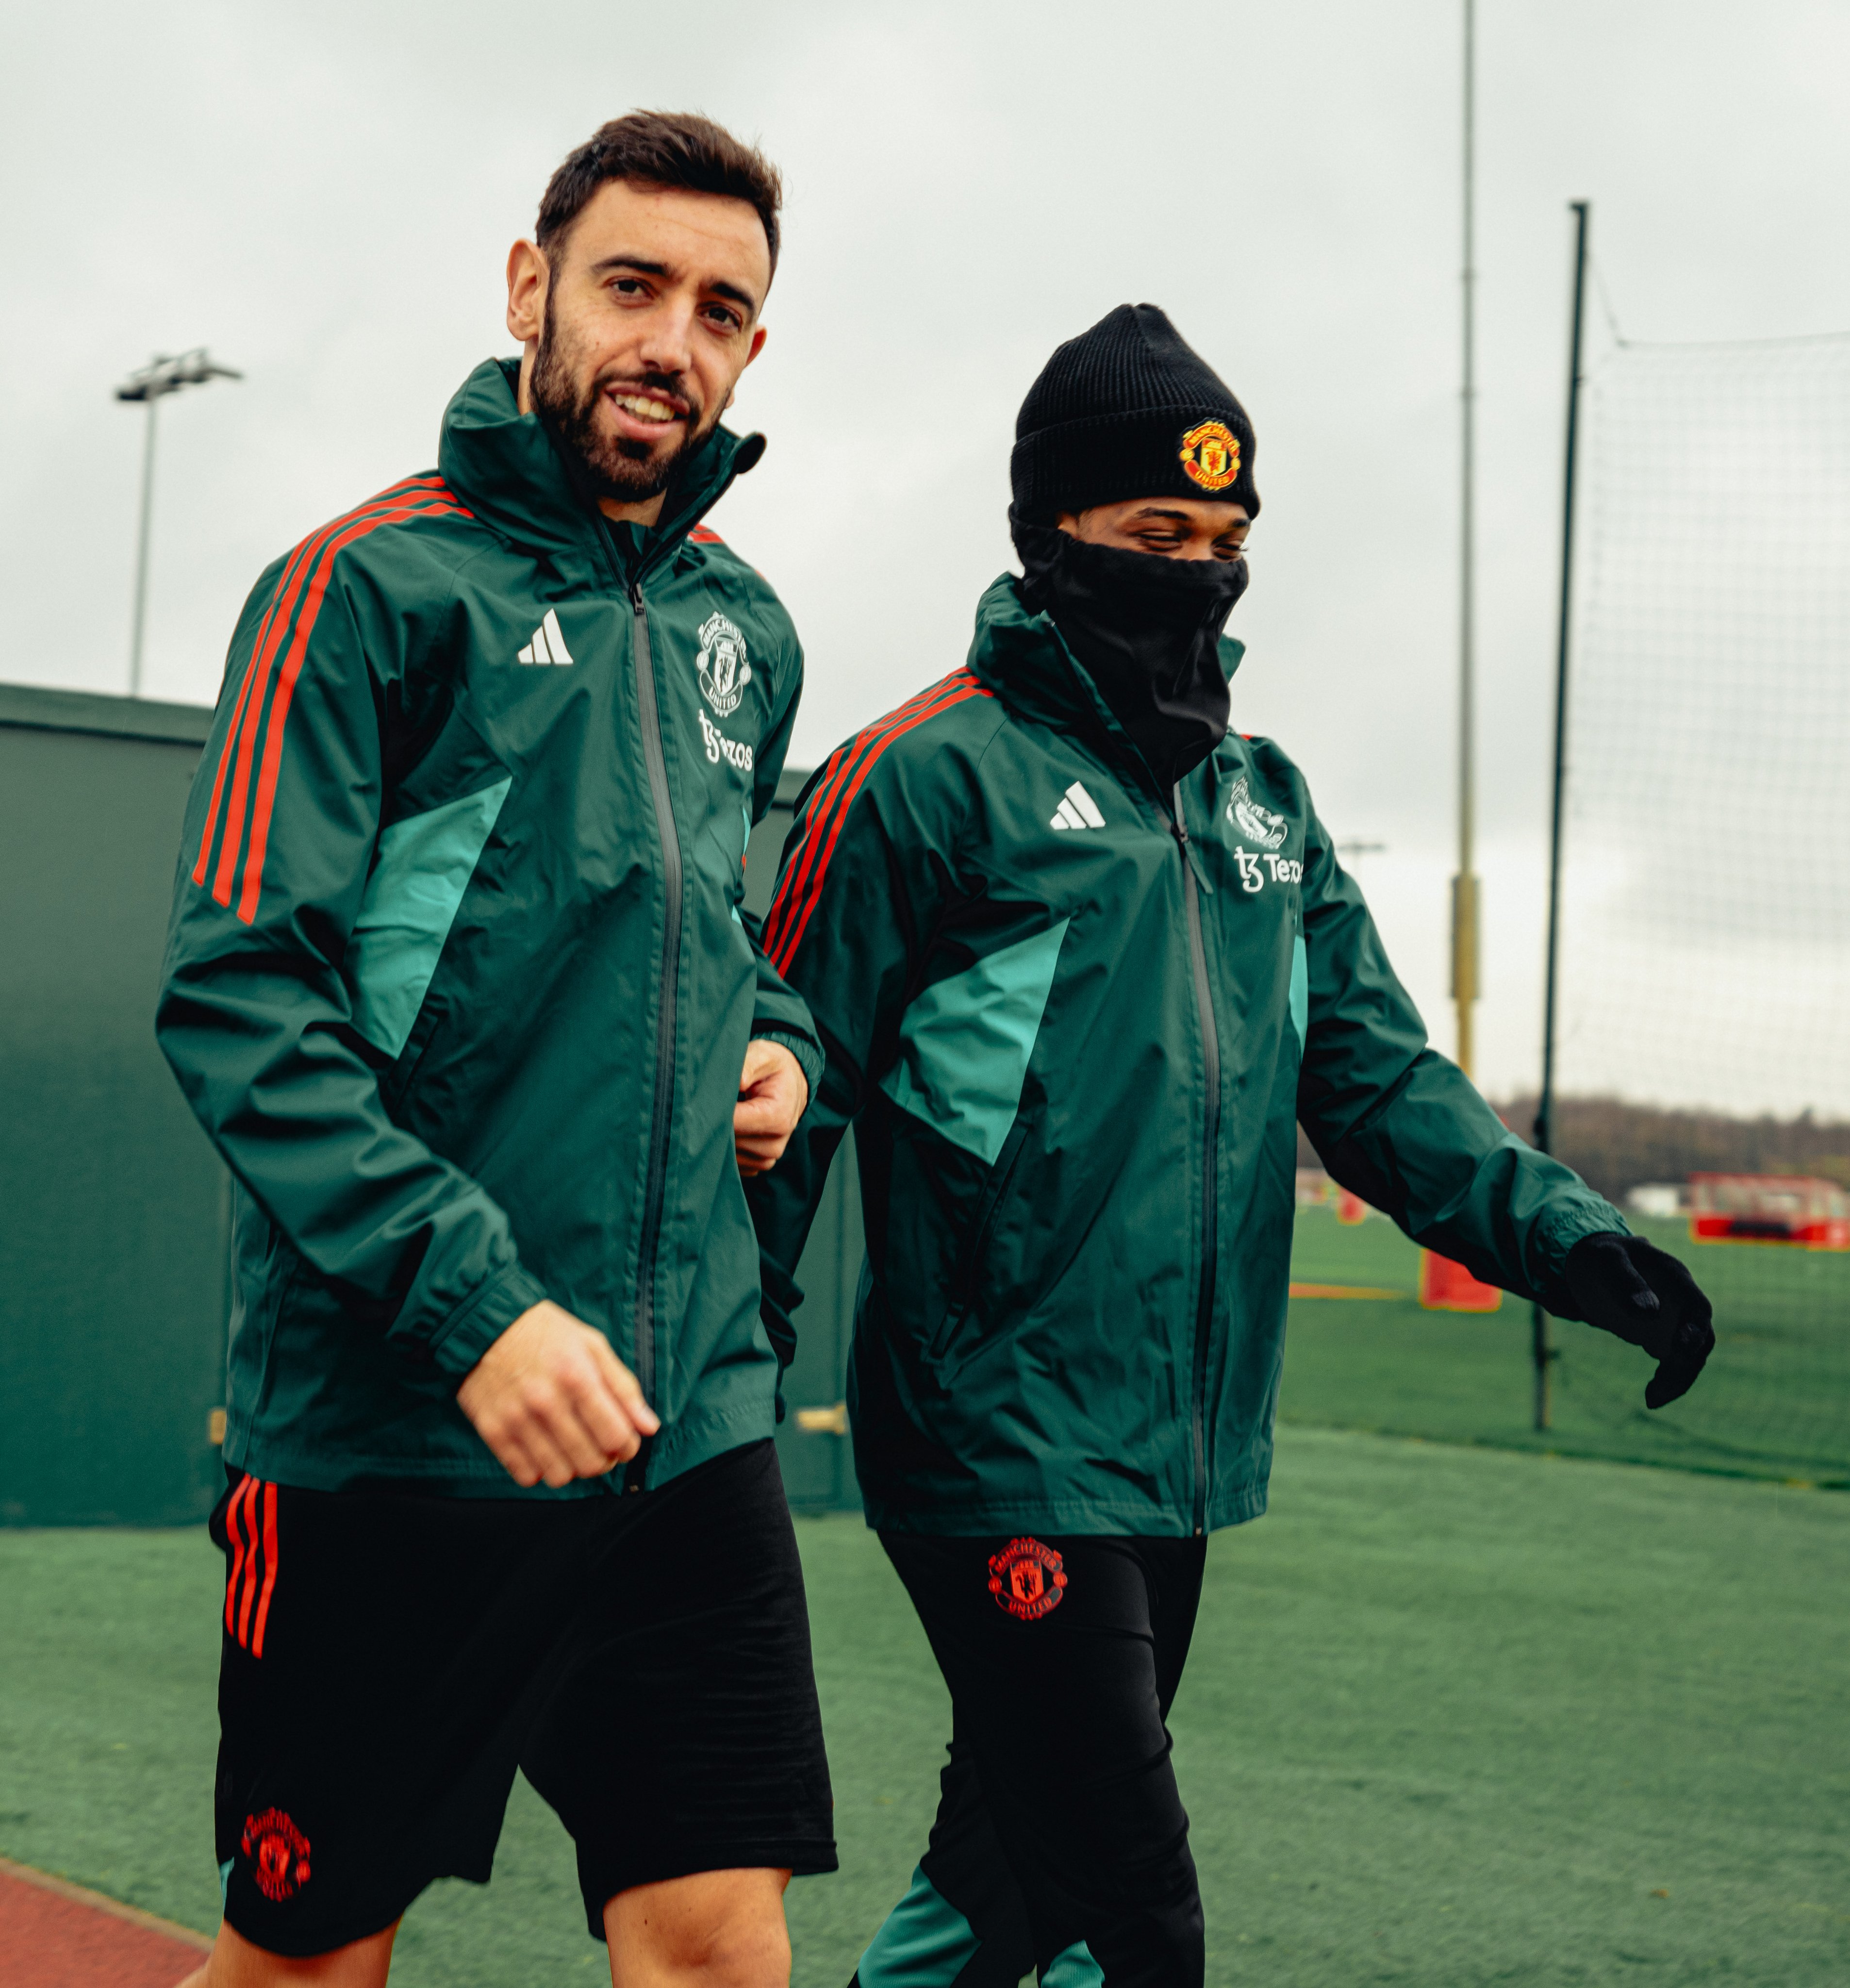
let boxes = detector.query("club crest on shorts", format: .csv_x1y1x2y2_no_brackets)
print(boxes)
1227,774,1288,850
696,611,752,718
988,1537,1068,1620
1178,419,1240,493
242,1808,311,1901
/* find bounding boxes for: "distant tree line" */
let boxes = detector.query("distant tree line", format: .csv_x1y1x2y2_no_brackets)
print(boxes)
1298,1095,1850,1205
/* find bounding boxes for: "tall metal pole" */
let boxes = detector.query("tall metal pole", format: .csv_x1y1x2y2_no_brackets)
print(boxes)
129,394,160,698
1452,0,1480,1079
1532,199,1591,1432
115,348,241,699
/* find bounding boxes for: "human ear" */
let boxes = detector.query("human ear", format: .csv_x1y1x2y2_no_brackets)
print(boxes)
505,240,548,347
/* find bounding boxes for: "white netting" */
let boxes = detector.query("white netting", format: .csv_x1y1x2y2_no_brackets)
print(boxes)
1561,334,1850,1118
1550,331,1850,1482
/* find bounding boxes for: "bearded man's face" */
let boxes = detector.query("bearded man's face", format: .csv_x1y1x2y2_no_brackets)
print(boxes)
512,179,771,507
529,282,713,501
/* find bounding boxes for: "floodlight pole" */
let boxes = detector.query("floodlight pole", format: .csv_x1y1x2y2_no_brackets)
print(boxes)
128,394,161,699
1452,0,1480,1082
115,349,242,697
1533,200,1590,1433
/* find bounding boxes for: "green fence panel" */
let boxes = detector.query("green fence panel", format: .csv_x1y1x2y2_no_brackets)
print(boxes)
0,686,228,1525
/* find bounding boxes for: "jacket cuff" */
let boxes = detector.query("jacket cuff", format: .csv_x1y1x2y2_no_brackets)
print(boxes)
427,1261,548,1381
1534,1199,1629,1311
752,1026,821,1108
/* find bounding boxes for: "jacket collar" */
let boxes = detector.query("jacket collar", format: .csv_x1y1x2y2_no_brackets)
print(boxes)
964,573,1246,795
437,358,765,580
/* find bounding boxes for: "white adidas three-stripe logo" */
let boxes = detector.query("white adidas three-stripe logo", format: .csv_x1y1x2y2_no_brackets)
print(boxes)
1050,781,1106,831
516,610,574,665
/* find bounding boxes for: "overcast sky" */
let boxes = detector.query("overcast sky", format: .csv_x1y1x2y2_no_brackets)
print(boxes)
5,0,1848,1103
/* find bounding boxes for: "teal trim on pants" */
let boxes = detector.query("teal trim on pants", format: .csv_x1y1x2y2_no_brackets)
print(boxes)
856,1862,1101,1986
857,1864,979,1986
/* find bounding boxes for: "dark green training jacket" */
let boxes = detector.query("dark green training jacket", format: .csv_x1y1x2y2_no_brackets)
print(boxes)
748,576,1626,1537
157,358,821,1497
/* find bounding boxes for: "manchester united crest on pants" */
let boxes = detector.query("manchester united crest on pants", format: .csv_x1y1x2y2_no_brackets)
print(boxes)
987,1537,1068,1620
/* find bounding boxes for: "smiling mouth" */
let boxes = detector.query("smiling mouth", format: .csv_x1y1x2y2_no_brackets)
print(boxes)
607,389,687,426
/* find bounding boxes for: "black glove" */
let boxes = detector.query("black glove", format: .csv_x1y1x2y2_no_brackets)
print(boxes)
1562,1231,1716,1410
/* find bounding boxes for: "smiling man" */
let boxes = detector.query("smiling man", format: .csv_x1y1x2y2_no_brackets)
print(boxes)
158,114,835,1987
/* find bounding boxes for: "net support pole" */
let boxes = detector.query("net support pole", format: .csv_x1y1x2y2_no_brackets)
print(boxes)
1533,199,1590,1433
1452,0,1480,1079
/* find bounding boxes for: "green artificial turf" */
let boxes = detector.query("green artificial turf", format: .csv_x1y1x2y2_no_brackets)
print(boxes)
1283,1205,1850,1486
3,1429,1847,1985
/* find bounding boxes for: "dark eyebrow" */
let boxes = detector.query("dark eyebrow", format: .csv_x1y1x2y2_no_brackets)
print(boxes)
586,255,760,318
1126,504,1250,535
589,254,672,279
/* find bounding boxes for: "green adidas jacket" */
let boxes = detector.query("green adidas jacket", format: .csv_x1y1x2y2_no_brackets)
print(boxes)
747,576,1626,1536
157,358,821,1496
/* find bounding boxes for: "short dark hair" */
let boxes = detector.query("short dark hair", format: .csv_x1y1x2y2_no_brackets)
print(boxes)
536,111,783,278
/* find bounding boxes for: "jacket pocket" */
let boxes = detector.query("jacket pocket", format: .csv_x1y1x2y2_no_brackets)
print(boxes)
927,1115,1031,1364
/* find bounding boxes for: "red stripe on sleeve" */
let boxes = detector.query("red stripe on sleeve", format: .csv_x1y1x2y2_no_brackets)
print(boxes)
191,645,269,888
758,741,858,963
233,494,467,924
205,479,452,905
250,1482,281,1659
209,510,362,902
768,676,990,976
688,525,724,544
760,674,974,962
761,673,979,963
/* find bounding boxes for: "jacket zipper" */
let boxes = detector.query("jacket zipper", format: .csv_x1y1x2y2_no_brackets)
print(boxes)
629,581,682,1408
1172,786,1220,1537
579,447,748,1455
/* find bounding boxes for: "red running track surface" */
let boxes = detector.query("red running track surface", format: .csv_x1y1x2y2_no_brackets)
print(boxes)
0,1859,212,1988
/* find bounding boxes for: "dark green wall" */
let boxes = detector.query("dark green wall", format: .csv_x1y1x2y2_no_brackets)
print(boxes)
0,687,862,1523
0,686,229,1524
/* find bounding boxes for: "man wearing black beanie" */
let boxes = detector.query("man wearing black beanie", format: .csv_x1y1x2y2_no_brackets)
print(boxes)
751,305,1714,1987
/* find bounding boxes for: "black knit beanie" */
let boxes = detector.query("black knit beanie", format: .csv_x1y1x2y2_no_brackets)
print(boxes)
1011,304,1259,524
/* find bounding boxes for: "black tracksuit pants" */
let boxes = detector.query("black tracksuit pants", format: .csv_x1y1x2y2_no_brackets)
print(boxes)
856,1532,1208,1988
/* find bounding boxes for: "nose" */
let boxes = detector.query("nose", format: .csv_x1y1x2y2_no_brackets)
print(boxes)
636,298,696,383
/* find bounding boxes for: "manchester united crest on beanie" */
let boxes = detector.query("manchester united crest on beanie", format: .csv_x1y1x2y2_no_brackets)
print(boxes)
1010,304,1259,523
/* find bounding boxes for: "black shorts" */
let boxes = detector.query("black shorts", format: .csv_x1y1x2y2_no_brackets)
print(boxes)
868,1532,1207,1988
209,1438,836,1958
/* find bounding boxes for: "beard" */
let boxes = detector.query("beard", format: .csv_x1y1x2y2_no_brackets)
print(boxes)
529,288,713,503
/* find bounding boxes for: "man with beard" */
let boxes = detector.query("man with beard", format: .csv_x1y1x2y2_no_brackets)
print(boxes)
158,113,835,1987
747,305,1716,1986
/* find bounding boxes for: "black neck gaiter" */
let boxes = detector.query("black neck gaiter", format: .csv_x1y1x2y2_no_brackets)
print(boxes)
1012,514,1248,794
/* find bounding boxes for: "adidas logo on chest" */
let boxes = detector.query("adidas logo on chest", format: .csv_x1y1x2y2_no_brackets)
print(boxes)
1050,781,1106,831
516,610,573,665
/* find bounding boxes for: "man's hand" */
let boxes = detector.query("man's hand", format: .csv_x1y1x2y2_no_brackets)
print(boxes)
1563,1232,1716,1409
735,1038,807,1176
456,1301,660,1488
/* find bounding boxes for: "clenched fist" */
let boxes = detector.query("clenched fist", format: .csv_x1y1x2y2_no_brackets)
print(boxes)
735,1038,807,1176
457,1301,660,1488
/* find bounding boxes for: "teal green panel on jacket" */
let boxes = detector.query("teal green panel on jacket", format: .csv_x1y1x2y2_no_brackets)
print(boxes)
347,778,512,1057
1043,1940,1105,1987
857,1865,979,1988
1289,932,1308,1048
881,918,1070,1165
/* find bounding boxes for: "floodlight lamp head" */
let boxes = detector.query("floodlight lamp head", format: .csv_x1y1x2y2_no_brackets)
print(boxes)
114,347,243,403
